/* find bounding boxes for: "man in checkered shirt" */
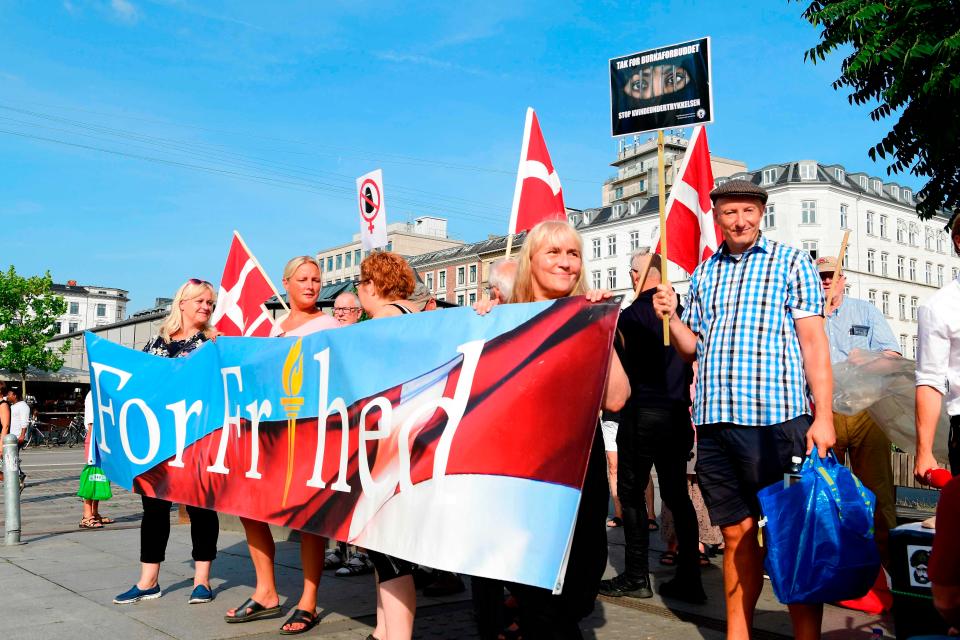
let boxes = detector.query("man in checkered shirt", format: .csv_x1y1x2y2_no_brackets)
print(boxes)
653,179,835,640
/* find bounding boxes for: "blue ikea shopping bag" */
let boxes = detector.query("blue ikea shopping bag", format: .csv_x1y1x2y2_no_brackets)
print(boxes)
757,451,880,604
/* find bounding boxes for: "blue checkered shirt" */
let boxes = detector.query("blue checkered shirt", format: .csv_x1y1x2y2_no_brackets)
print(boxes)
682,234,825,426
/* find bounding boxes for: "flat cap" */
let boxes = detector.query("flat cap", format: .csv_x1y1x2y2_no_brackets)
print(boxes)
815,256,838,274
709,179,768,205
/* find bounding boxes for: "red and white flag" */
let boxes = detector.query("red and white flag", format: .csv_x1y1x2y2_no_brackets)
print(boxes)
210,231,281,337
651,126,721,274
507,108,567,235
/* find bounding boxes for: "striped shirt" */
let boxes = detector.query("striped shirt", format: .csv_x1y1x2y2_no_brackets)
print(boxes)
682,234,824,426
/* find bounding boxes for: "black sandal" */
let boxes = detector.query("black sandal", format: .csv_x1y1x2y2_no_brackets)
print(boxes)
223,597,282,623
279,608,319,635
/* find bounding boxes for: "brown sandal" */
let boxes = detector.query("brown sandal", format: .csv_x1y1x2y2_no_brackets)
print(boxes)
94,514,114,524
79,517,103,529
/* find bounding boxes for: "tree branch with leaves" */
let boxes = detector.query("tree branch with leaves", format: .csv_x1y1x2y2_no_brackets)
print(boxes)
796,0,960,220
0,266,69,396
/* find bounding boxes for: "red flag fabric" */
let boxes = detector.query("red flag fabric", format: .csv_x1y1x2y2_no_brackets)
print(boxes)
653,126,722,274
507,108,567,235
210,232,279,337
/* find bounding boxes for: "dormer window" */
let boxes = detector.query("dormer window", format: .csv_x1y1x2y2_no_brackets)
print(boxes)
859,176,868,190
890,185,899,201
762,168,777,185
799,162,817,181
904,189,912,202
834,168,845,183
872,179,882,194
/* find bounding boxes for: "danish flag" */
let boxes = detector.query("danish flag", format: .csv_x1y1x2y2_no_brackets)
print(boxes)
507,108,567,234
210,231,281,337
652,126,722,273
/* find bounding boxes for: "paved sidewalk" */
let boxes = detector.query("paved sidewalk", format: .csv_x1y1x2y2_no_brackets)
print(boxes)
0,450,892,638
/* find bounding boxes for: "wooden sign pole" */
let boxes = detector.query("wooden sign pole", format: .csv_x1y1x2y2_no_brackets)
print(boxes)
657,130,670,346
826,230,851,313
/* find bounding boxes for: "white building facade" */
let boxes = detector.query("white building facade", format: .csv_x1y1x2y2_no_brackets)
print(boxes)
53,281,129,335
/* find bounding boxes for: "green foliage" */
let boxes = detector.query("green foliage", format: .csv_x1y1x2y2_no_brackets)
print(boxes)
796,0,960,219
0,266,69,385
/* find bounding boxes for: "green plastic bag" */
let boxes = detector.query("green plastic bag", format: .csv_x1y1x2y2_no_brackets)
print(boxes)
78,465,112,501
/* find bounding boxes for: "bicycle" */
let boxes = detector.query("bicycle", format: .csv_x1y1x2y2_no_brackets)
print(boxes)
45,415,86,448
22,418,47,449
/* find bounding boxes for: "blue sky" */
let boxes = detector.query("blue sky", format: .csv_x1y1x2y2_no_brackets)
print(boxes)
0,1,916,312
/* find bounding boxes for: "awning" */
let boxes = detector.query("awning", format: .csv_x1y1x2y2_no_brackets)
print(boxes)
0,366,90,384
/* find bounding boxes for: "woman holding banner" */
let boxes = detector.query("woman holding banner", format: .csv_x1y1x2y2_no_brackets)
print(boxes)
224,256,339,635
476,220,629,639
356,250,418,640
114,278,221,606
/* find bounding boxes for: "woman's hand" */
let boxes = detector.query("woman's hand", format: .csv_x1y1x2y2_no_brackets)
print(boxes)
585,289,614,303
472,297,499,316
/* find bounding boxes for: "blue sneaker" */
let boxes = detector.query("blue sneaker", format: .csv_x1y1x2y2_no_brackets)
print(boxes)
114,584,162,604
189,584,214,604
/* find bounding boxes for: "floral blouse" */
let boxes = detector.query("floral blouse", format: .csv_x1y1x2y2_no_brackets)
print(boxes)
142,331,208,359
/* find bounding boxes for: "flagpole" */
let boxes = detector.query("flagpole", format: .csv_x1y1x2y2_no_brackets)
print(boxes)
234,230,289,312
657,130,670,346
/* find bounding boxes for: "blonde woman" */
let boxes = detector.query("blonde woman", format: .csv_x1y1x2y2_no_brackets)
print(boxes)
224,256,339,635
115,279,220,605
477,220,629,639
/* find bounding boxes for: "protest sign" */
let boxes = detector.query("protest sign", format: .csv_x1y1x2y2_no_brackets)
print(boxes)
86,296,619,592
609,37,713,137
357,169,388,251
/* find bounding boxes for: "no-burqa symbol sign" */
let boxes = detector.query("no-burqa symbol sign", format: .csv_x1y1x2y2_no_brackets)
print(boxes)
359,178,381,232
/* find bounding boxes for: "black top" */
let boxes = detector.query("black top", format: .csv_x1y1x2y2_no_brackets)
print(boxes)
142,331,208,359
615,287,693,411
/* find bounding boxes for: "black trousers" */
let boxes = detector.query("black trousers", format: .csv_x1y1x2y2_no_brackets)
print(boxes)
508,428,609,640
140,495,219,564
617,405,699,578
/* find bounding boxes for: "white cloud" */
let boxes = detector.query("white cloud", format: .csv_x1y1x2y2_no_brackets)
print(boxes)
111,0,139,23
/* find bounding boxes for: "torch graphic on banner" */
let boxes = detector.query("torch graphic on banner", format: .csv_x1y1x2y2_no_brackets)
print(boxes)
281,338,305,507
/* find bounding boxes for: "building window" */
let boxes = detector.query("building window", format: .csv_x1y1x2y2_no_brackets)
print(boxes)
839,204,848,229
925,262,933,285
899,334,907,354
457,294,464,306
69,322,78,333
897,219,906,243
607,267,617,290
866,211,875,235
872,179,882,194
69,301,80,315
954,267,960,282
592,238,601,259
336,254,342,270
880,252,889,276
834,168,845,183
938,264,945,287
803,240,819,260
354,249,361,264
762,168,777,185
926,227,935,250
326,257,334,272
859,176,868,190
799,162,816,180
867,249,875,273
439,271,446,289
801,200,817,224
904,188,912,202
96,303,106,318
909,222,919,246
457,266,465,286
898,294,907,320
469,292,477,305
879,214,888,238
897,256,905,280
469,265,477,284
345,251,352,268
607,235,617,257
426,273,434,290
868,289,877,307
881,291,890,316
763,203,776,229
629,230,640,251
912,335,918,358
938,233,947,254
910,296,918,322
909,258,917,281
386,241,393,251
591,270,601,290
890,185,900,201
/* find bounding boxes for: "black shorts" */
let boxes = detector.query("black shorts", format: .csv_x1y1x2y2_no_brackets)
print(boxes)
368,550,415,583
695,414,811,528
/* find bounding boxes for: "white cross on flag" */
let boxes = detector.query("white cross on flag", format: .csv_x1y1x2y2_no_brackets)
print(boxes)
210,231,280,337
652,126,721,273
507,108,567,235
357,169,389,251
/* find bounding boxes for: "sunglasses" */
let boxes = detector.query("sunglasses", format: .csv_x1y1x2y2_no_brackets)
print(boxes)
188,278,212,286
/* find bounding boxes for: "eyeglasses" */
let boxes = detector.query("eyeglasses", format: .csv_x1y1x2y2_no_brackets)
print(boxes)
188,278,212,286
629,268,639,274
333,306,361,314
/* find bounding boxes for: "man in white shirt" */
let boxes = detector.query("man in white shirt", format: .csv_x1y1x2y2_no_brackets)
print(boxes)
6,387,29,490
915,214,960,481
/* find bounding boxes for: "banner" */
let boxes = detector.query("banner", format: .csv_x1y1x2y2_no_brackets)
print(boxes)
86,297,619,592
357,169,389,251
610,37,713,137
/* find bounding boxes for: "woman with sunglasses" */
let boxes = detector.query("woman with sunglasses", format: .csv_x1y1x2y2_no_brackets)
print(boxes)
225,256,340,635
114,278,221,606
